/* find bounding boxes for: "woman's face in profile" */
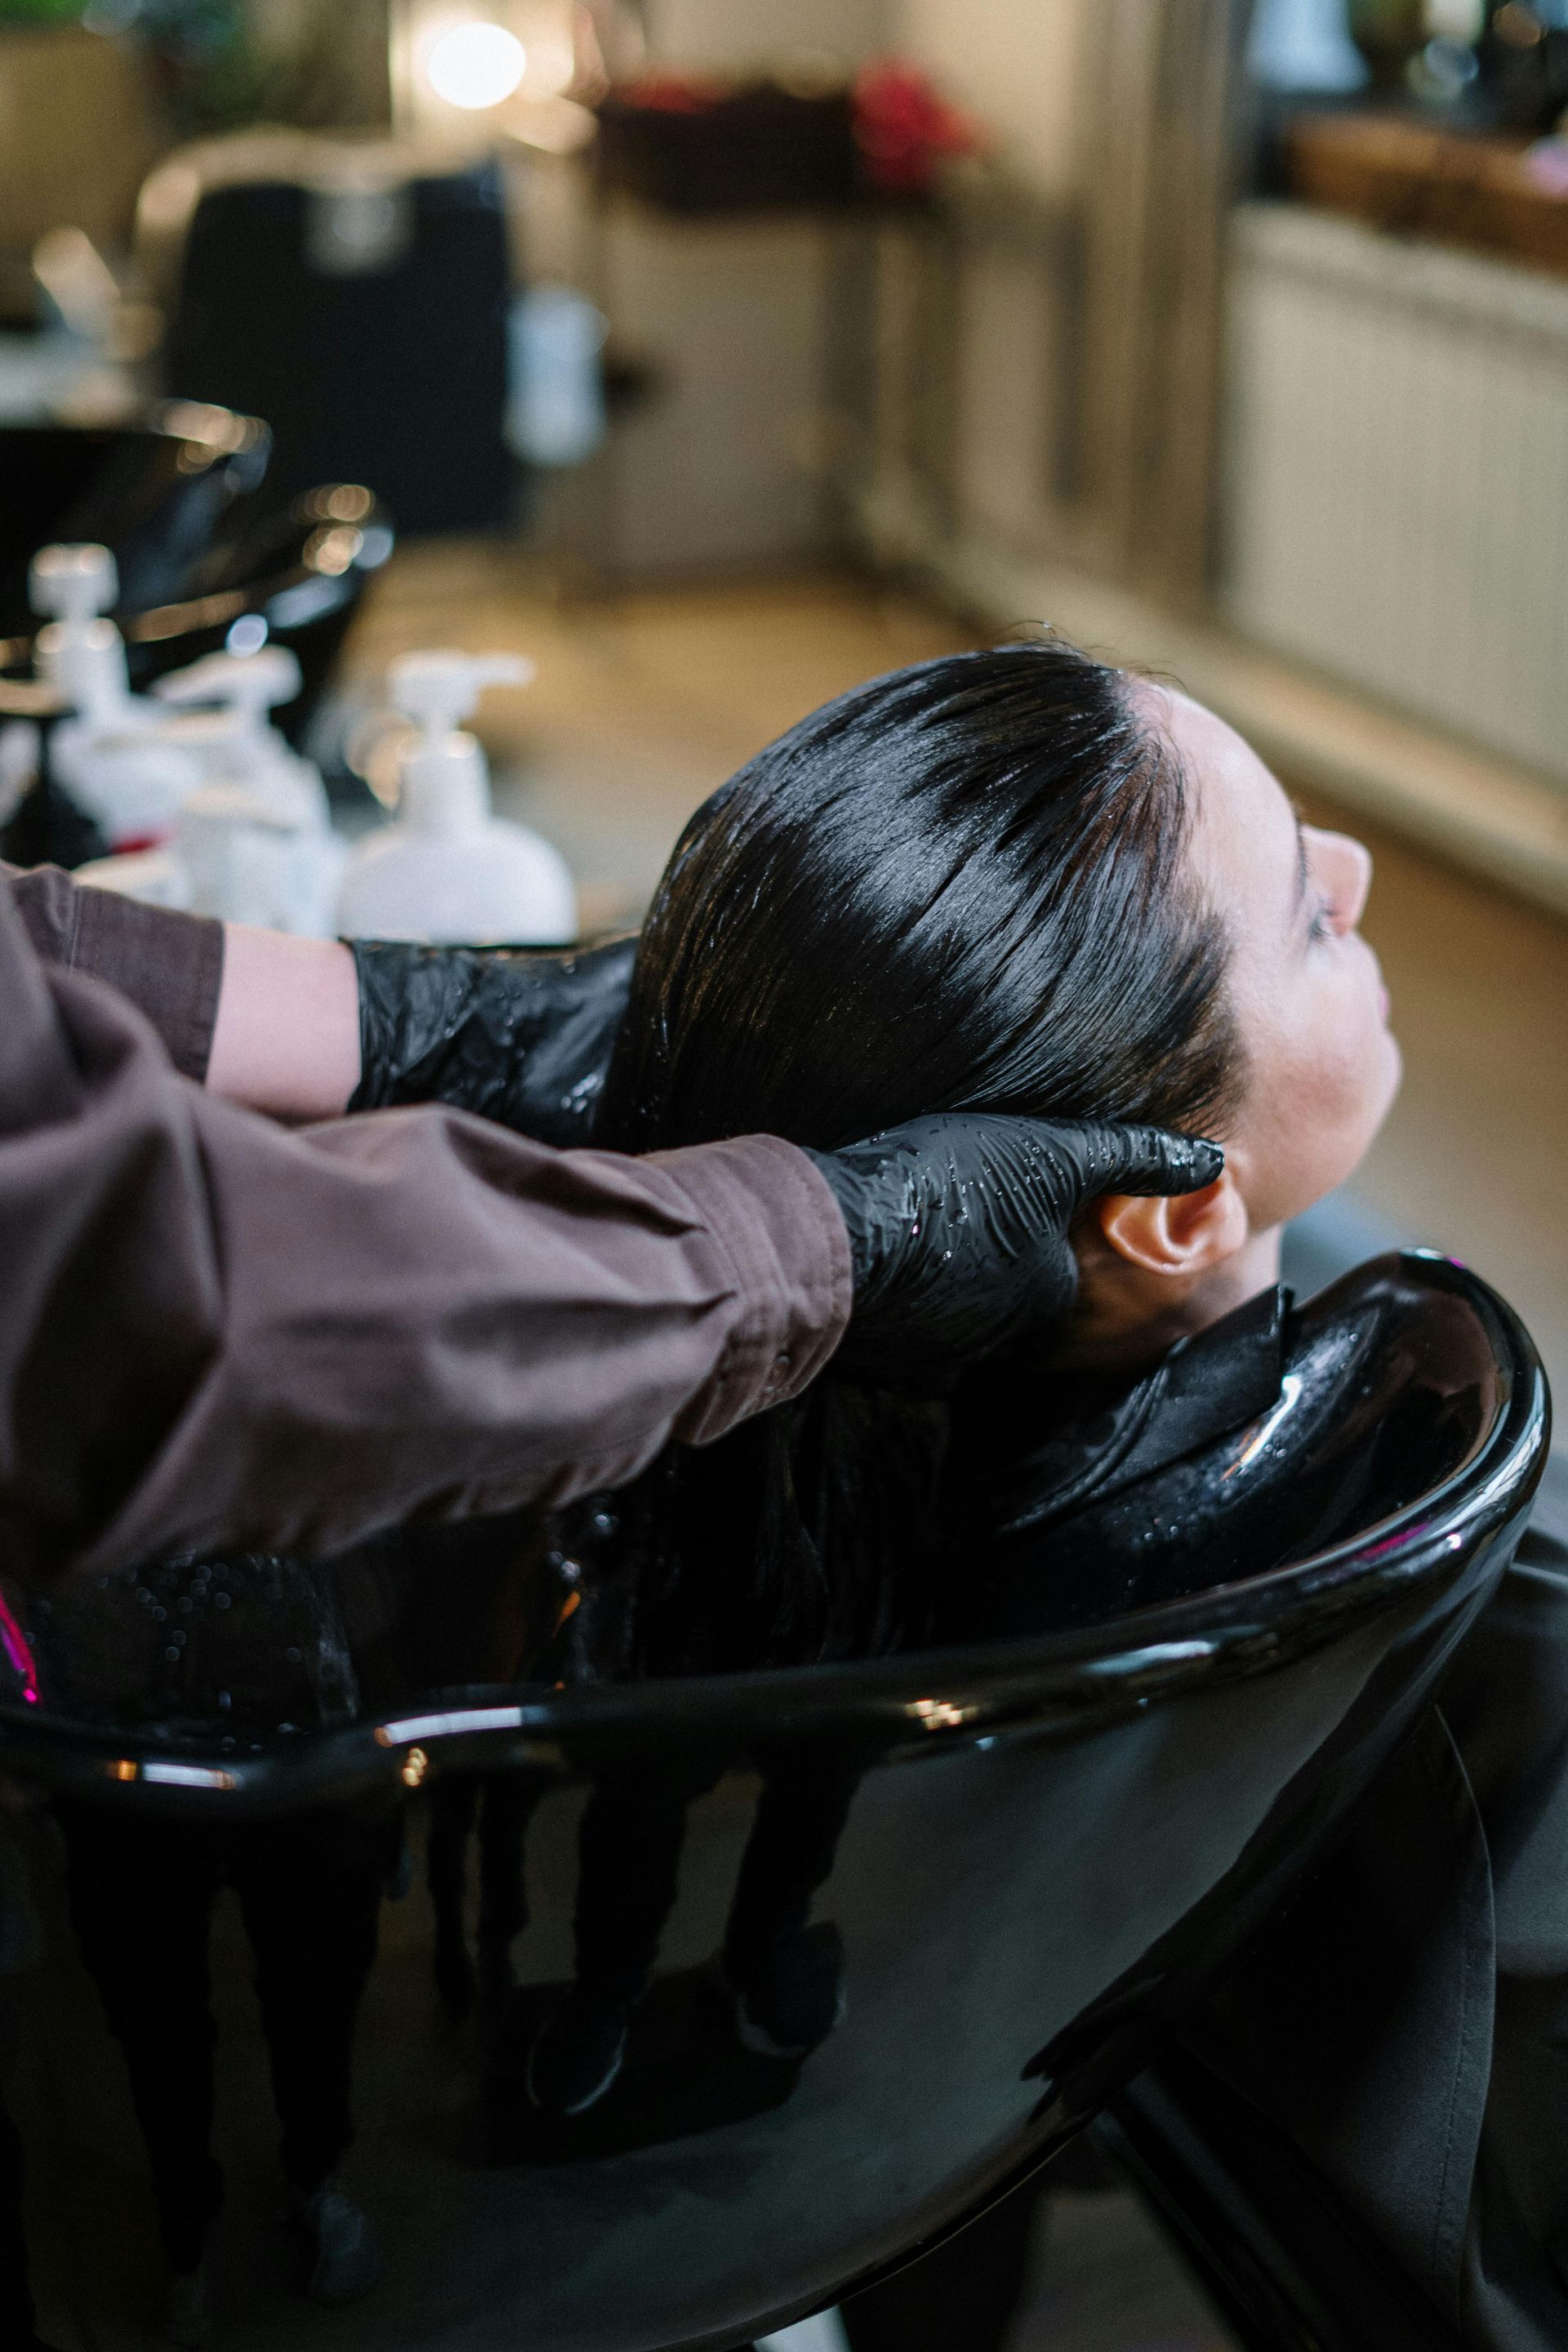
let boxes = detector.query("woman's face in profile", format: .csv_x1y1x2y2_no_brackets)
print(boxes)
1155,687,1401,1232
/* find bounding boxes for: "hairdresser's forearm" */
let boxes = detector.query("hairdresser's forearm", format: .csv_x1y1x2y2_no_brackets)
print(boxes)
74,1113,853,1579
207,924,361,1119
5,862,362,1118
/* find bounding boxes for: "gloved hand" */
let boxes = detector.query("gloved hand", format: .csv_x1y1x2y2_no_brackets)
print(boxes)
348,935,637,1147
806,1114,1223,1385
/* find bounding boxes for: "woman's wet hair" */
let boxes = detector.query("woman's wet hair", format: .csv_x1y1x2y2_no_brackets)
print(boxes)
600,639,1241,1156
577,639,1244,1677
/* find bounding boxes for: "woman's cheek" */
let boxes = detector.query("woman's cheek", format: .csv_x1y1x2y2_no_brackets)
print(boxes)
1331,955,1402,1134
1299,988,1398,1183
1239,1007,1384,1228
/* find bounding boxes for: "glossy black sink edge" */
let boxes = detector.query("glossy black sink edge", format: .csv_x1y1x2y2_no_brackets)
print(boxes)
0,1251,1548,1815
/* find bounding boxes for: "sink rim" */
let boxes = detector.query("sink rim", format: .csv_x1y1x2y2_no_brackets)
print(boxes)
0,1250,1547,1810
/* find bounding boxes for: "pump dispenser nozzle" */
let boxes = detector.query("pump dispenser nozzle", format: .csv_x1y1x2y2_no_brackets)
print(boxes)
388,651,535,742
382,650,535,835
154,644,303,727
29,541,118,623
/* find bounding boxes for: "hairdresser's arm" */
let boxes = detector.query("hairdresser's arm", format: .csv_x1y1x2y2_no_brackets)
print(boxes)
7,858,229,1083
6,864,633,1138
0,884,850,1584
6,860,359,1116
208,924,361,1117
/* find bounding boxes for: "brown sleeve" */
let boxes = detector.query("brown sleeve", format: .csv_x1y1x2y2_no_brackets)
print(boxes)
0,889,851,1583
4,859,223,1080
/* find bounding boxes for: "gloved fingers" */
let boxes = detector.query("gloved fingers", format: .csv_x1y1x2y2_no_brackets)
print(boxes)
1040,1120,1224,1205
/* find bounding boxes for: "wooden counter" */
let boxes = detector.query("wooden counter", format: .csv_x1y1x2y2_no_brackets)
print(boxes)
1285,109,1568,278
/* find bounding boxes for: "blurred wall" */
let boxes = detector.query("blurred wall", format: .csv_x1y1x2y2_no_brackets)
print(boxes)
0,26,160,318
889,0,1088,197
242,0,393,123
643,0,1089,194
848,0,1249,603
644,0,891,69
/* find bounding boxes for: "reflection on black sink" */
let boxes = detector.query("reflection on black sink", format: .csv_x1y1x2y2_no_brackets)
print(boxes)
953,1252,1508,1636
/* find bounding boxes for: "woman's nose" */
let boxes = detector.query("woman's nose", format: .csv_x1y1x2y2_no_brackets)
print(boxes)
1310,829,1373,933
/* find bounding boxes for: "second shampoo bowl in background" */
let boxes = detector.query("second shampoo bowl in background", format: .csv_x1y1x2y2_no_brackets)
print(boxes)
0,1252,1548,2352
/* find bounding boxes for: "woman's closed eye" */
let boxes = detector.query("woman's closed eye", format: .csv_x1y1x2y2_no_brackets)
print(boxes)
1307,894,1339,945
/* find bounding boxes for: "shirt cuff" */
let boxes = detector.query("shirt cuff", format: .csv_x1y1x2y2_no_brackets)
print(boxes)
5,862,225,1080
647,1134,854,1445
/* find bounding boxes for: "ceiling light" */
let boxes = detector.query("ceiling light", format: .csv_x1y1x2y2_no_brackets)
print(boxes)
424,21,527,110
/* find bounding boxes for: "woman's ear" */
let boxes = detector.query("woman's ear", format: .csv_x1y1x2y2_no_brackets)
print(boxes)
1092,1168,1250,1279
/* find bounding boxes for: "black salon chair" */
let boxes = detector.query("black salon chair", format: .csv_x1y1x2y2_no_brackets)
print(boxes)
115,480,394,743
0,1252,1544,2350
159,149,511,533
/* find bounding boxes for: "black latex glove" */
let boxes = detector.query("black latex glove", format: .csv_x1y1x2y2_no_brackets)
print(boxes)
806,1114,1223,1386
348,936,637,1147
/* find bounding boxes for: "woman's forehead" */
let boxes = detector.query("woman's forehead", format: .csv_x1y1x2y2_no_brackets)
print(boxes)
1143,684,1298,929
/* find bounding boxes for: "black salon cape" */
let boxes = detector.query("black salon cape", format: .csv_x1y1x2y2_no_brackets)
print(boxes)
1174,1453,1568,2350
956,1290,1568,2347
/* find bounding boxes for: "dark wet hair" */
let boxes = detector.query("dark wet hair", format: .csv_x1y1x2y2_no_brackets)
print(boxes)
577,640,1243,1676
600,639,1238,1155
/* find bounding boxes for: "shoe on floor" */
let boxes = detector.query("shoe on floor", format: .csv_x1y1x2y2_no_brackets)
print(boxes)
293,2180,384,2304
526,1984,630,2116
724,1933,846,2060
157,2265,212,2349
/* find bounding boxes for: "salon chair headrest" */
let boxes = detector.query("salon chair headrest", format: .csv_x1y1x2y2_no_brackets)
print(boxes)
951,1249,1541,1641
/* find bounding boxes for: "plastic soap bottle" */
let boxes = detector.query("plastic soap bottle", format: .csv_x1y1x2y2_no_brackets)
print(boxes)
74,644,349,934
33,542,204,849
335,651,577,946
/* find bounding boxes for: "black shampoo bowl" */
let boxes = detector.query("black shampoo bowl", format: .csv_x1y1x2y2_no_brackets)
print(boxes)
0,409,388,768
0,1253,1547,2350
0,405,270,633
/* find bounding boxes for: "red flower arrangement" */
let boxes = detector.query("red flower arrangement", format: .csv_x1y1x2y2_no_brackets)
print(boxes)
852,60,984,195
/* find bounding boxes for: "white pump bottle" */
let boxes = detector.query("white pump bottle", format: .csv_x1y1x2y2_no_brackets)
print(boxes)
335,651,577,947
35,543,205,848
152,644,333,829
74,645,349,934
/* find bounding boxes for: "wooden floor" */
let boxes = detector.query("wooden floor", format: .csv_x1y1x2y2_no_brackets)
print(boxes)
351,550,1568,1405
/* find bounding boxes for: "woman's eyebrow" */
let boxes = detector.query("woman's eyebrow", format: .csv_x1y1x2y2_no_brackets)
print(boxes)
1290,806,1309,913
